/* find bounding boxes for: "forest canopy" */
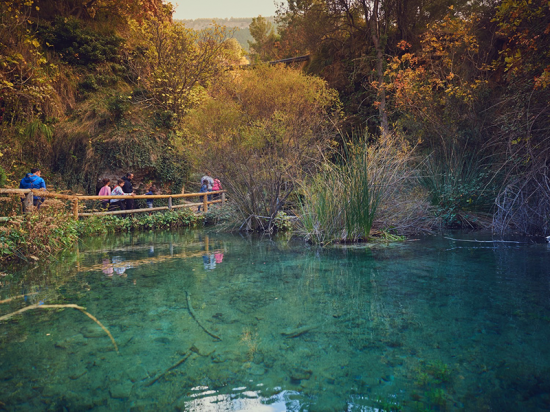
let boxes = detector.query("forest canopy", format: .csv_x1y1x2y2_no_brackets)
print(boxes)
1,0,550,235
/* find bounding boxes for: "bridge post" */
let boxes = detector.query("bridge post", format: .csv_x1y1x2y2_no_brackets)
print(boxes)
221,192,226,207
203,194,208,213
168,197,172,210
23,192,33,213
73,198,79,220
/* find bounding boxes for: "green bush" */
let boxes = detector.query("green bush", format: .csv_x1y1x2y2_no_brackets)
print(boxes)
107,94,130,121
273,211,294,232
38,17,123,66
75,209,200,236
0,166,7,188
419,151,495,228
0,209,78,262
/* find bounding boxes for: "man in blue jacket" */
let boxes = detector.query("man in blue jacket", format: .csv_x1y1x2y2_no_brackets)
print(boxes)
19,168,46,210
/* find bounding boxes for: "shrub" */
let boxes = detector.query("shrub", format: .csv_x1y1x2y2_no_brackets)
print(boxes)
75,209,200,236
38,17,124,66
0,205,78,262
0,166,7,188
107,94,130,121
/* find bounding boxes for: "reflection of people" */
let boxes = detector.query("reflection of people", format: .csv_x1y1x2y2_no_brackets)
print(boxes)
102,259,113,276
203,254,210,270
202,254,216,270
112,256,131,277
214,251,224,264
19,168,46,210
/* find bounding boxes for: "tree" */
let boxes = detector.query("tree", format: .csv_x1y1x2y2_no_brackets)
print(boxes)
248,16,279,62
183,65,340,231
136,20,231,119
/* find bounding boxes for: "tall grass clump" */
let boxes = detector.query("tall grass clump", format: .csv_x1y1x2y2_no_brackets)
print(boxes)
419,142,495,229
299,132,418,244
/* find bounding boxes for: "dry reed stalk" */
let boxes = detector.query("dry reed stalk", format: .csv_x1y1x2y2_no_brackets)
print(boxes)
0,303,119,353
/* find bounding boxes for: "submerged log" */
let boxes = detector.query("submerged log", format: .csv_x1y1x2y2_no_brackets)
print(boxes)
0,303,119,353
186,292,221,341
146,352,192,387
281,323,322,338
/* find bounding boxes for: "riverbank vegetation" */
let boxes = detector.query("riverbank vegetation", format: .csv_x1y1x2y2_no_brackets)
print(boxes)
0,198,199,262
1,0,549,250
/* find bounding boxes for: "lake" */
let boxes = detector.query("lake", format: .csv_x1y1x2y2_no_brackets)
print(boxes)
1,230,549,411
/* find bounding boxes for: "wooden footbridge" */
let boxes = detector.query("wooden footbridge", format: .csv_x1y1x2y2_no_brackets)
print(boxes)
0,188,226,220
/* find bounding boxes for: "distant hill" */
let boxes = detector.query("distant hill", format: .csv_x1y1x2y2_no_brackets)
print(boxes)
177,17,275,30
176,17,276,53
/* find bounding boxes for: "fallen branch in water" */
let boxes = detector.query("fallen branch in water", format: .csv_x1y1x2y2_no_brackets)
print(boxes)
146,352,192,387
186,292,221,341
281,323,321,338
443,237,525,244
0,303,119,353
0,292,38,305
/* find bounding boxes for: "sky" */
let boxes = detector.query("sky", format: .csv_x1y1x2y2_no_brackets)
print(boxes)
171,0,278,20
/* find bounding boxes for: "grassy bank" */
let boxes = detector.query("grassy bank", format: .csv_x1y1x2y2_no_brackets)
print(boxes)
0,208,201,264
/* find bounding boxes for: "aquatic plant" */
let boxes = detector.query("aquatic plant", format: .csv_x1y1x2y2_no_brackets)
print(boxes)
427,361,452,384
375,397,403,411
299,132,420,244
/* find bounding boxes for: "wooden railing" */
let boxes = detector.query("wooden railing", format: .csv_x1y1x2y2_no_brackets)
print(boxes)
0,188,226,219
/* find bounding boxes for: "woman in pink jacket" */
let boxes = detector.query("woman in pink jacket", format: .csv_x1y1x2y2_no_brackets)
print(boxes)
212,178,222,200
98,178,111,210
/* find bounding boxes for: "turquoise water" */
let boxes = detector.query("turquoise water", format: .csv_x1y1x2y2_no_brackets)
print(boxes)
1,230,550,411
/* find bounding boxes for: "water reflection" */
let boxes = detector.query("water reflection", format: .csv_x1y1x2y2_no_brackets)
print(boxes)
0,231,549,411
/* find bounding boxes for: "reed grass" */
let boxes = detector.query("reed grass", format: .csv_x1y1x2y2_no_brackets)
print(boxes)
299,133,416,244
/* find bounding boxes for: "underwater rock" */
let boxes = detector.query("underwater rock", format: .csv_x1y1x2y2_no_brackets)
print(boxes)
81,326,106,339
55,334,87,349
290,367,312,382
281,323,321,338
211,353,227,363
263,355,276,368
125,365,149,383
68,367,87,380
110,381,133,399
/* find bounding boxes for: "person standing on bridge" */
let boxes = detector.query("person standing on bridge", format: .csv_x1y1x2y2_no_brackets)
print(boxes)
212,178,222,200
201,171,214,201
121,172,135,211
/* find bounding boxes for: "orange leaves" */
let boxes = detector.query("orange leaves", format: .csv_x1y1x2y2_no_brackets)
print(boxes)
383,12,490,124
494,0,550,88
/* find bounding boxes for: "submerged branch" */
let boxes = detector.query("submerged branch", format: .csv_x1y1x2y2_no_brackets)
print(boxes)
0,303,119,353
146,352,192,387
443,237,525,244
186,292,221,341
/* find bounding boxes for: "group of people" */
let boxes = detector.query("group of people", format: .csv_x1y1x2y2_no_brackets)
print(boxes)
18,167,222,214
198,171,222,211
98,173,158,212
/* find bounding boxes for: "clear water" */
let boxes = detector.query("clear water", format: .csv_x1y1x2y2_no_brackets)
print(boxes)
1,230,550,411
